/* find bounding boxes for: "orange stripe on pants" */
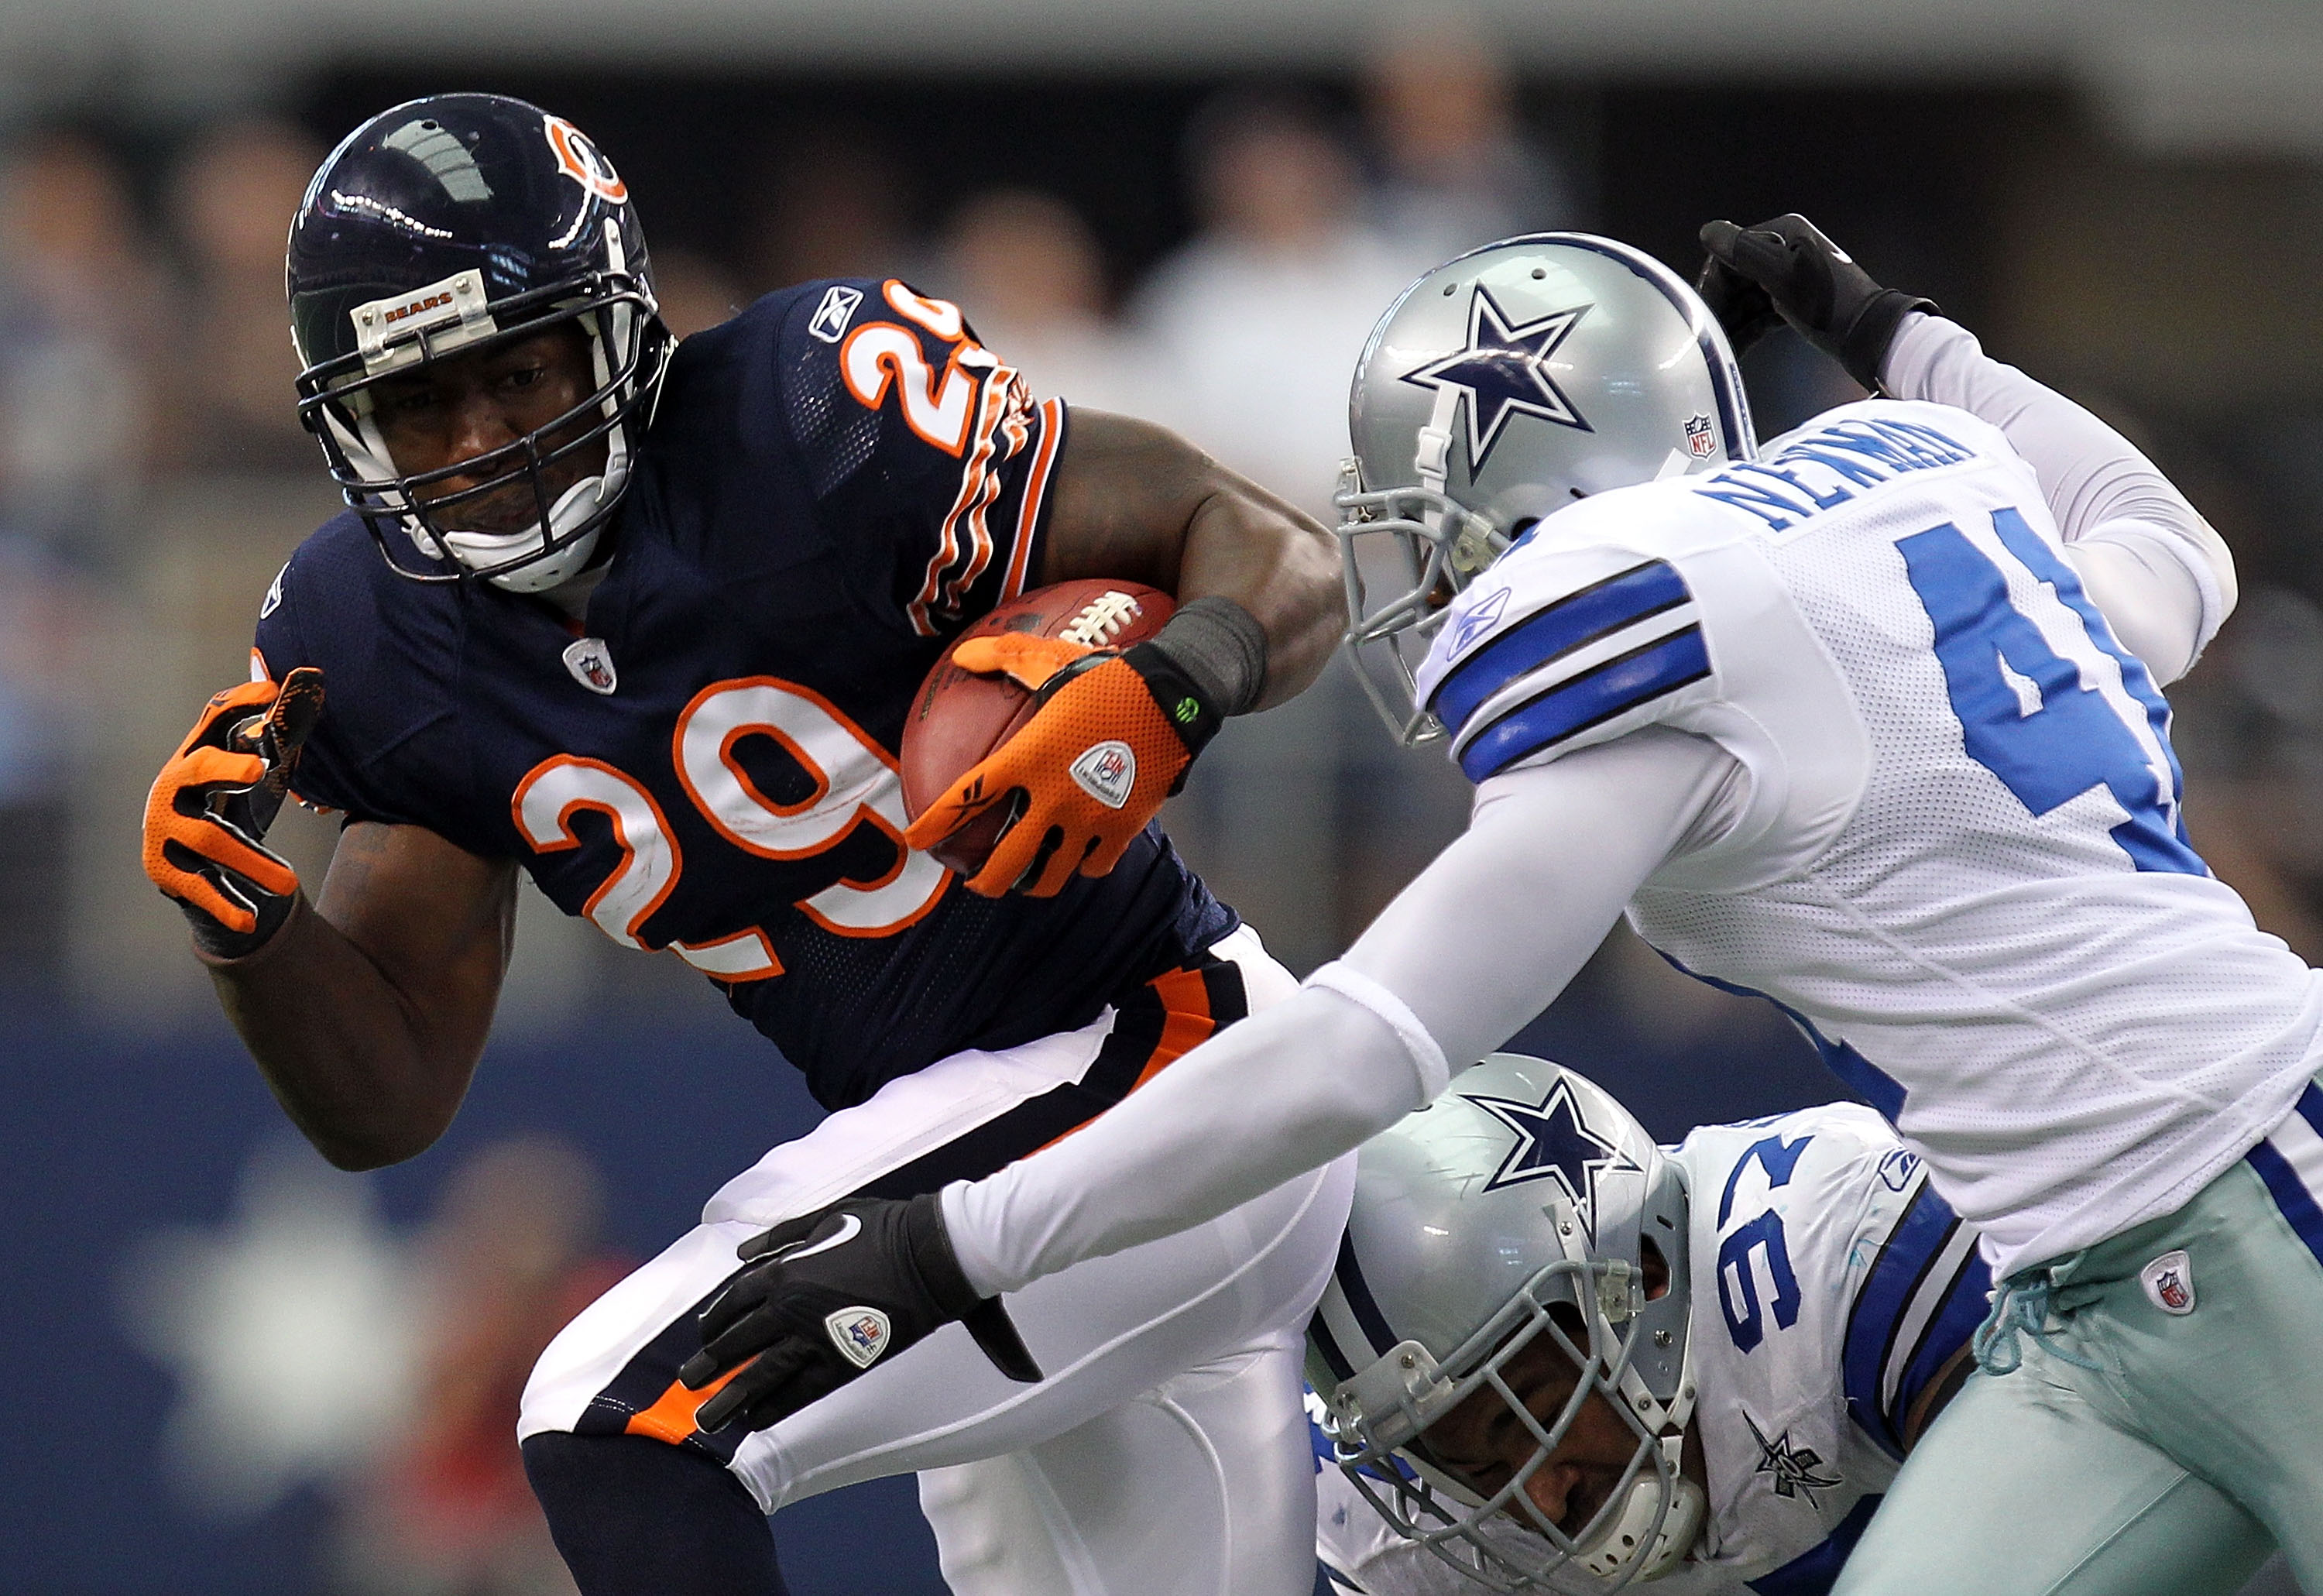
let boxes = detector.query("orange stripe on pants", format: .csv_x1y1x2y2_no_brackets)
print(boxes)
624,1365,741,1446
1031,966,1217,1156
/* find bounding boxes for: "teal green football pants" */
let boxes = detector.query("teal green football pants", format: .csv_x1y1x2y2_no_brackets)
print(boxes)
1835,1088,2323,1596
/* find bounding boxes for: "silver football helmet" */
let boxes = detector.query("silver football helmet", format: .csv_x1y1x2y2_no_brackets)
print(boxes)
1308,1054,1702,1592
1336,234,1755,742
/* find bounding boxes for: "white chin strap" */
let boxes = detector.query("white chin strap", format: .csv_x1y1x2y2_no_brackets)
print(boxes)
1576,1450,1705,1584
438,461,622,593
341,220,647,595
1581,1304,1705,1585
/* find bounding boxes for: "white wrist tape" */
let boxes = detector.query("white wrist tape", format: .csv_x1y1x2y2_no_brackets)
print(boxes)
1305,959,1453,1102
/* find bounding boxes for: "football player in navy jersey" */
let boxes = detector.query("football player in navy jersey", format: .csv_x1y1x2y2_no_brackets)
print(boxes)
141,94,1354,1596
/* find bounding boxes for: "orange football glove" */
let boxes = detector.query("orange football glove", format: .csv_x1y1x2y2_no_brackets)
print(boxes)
142,668,325,956
903,634,1220,898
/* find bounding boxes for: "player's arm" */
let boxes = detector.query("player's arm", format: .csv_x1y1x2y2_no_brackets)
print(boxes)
678,728,1739,1433
210,822,516,1170
1878,310,2230,681
1037,408,1342,712
944,726,1738,1290
1699,214,2232,684
144,674,515,1169
902,410,1341,896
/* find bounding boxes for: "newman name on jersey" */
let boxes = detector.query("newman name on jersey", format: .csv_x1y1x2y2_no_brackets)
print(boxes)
257,278,1232,1111
1316,1103,1990,1596
1416,399,2323,1279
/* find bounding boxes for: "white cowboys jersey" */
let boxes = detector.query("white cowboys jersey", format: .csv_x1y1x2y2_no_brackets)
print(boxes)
1413,399,2323,1279
1313,1103,1990,1596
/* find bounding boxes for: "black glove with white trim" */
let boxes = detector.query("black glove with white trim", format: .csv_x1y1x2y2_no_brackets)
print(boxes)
1697,213,1937,390
679,1193,1042,1435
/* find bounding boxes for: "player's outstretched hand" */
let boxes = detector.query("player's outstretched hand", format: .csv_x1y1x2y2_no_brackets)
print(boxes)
1697,214,1937,392
901,632,1220,898
142,668,325,959
680,1193,1041,1435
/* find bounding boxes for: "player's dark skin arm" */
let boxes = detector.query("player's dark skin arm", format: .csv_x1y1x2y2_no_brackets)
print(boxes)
1037,410,1343,710
210,366,1334,1169
210,824,516,1170
203,328,578,1169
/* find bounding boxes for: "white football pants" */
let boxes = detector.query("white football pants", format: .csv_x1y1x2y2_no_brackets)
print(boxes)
518,925,1354,1596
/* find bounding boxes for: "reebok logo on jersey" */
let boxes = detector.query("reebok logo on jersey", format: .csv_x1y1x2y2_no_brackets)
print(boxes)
1449,585,1509,657
808,285,863,344
825,1306,891,1368
2141,1250,2195,1315
1069,741,1135,808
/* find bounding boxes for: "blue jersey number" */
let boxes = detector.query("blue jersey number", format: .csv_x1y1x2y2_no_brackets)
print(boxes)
1895,507,2201,875
1718,1211,1801,1354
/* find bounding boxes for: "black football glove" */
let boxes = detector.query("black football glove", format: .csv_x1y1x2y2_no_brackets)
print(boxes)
679,1193,1042,1435
1697,214,1937,392
142,668,326,959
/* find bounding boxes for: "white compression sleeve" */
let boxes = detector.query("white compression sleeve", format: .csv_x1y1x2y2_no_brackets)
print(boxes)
1881,312,2235,683
942,728,1737,1298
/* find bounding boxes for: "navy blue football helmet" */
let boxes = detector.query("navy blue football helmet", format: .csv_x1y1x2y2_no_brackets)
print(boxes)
289,93,673,592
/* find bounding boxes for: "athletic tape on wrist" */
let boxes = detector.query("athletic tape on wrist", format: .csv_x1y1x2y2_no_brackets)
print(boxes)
1148,595,1268,718
1303,960,1453,1101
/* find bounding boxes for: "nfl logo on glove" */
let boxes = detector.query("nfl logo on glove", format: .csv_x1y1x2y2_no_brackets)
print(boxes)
1069,742,1137,808
825,1308,894,1368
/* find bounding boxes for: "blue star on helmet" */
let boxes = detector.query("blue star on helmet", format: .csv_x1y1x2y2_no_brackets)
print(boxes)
1463,1079,1638,1217
1402,286,1593,472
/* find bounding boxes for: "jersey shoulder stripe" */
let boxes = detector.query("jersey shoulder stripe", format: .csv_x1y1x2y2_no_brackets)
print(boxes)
1431,557,1692,733
1839,1170,1990,1460
1455,623,1711,781
1426,549,1711,783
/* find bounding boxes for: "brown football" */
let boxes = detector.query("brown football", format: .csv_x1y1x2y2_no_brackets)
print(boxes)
901,579,1175,876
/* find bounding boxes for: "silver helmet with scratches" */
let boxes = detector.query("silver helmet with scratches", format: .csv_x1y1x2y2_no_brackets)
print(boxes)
1307,1053,1704,1592
1336,234,1754,741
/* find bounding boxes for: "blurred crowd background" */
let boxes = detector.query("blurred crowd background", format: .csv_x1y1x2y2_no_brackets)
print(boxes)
12,2,2323,1590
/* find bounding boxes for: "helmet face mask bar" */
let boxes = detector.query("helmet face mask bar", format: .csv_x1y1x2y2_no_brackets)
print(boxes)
1336,455,1511,747
287,94,674,594
1336,232,1755,743
1319,1224,1697,1593
1309,1055,1703,1594
296,266,668,588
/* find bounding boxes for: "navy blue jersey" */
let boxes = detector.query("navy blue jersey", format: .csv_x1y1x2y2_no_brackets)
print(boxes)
256,278,1235,1110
